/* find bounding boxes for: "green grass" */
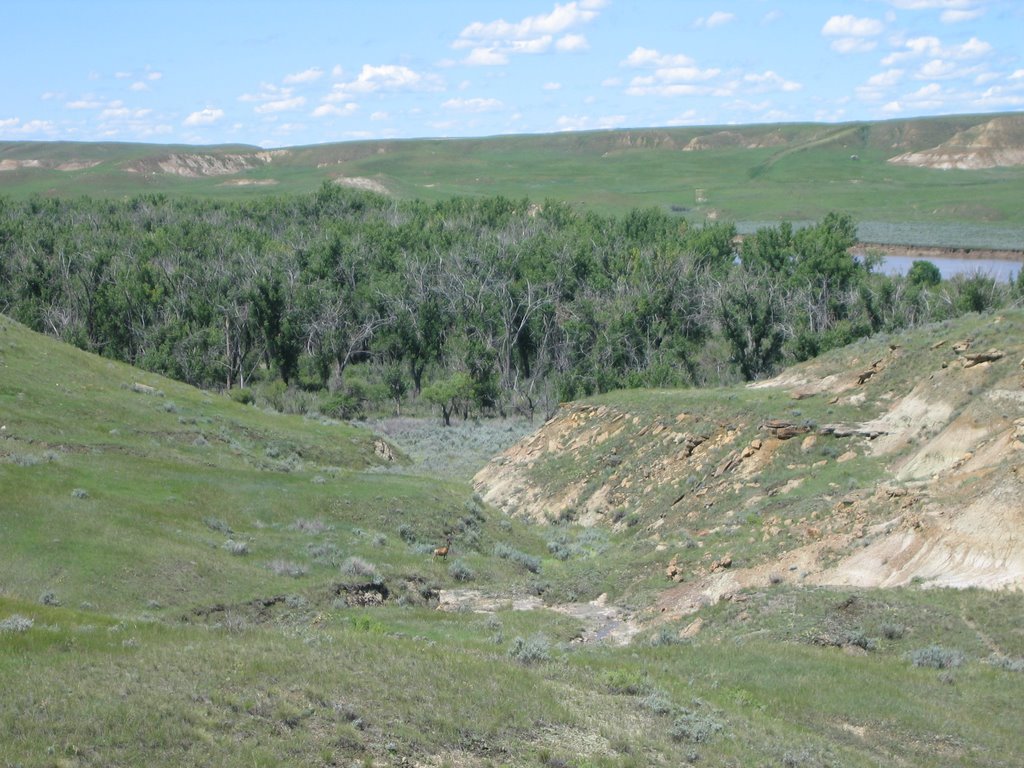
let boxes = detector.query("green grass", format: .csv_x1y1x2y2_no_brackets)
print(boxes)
2,312,1024,765
3,114,1024,235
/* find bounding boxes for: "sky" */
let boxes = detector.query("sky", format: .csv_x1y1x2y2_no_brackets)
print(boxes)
3,0,1023,148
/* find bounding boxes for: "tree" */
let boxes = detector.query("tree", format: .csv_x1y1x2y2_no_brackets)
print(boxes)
907,260,941,287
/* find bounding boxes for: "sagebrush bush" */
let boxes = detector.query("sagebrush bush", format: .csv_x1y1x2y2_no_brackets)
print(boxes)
448,559,474,582
639,689,676,715
508,634,551,664
267,560,309,578
71,487,89,499
306,542,340,565
881,623,906,640
0,614,33,632
341,556,379,581
670,710,724,744
39,591,60,606
223,539,249,556
493,542,541,573
204,516,233,534
910,645,964,669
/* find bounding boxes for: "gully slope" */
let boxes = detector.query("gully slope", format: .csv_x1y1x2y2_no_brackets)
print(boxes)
475,311,1024,619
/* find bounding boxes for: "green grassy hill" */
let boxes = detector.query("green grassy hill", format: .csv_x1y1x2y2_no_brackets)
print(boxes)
3,312,1024,766
4,113,1024,241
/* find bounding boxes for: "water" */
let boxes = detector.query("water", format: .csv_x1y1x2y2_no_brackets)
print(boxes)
875,254,1022,282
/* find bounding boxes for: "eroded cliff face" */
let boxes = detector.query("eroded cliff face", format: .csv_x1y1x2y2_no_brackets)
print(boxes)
475,312,1024,607
888,115,1024,170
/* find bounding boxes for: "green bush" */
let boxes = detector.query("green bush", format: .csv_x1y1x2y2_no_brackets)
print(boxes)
448,559,474,582
909,645,964,669
508,634,551,664
670,710,724,744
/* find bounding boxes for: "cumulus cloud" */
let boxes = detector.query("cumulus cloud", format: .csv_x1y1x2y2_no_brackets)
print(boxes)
556,33,589,52
184,107,225,126
822,15,885,36
284,67,325,84
822,15,884,53
130,81,149,91
543,82,562,90
312,102,357,118
326,64,443,99
883,35,992,65
66,98,102,109
744,71,802,92
442,97,504,112
885,0,985,19
455,1,603,64
555,113,626,132
621,47,695,68
254,96,306,114
695,11,736,28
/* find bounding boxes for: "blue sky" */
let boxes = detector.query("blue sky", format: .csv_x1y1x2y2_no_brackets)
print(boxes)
3,1,1023,148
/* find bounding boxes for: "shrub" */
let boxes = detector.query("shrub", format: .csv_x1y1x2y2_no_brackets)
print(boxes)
670,710,724,744
493,542,541,573
204,516,233,534
448,559,474,582
223,539,249,556
306,542,341,565
602,669,649,695
341,556,379,580
508,633,551,664
70,488,89,499
987,653,1024,672
229,388,255,405
0,614,33,632
291,518,329,534
881,623,906,640
910,645,964,669
39,591,60,606
639,689,676,715
267,560,309,578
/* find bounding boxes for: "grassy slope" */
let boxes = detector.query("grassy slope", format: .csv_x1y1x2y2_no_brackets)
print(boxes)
3,114,1024,236
2,314,1023,766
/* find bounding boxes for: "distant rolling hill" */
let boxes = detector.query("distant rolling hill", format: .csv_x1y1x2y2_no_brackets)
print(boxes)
3,112,1024,239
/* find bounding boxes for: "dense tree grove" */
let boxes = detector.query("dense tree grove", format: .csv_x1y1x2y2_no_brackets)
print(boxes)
1,185,1020,420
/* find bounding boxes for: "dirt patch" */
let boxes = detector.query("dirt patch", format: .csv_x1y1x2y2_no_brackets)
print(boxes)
333,176,390,195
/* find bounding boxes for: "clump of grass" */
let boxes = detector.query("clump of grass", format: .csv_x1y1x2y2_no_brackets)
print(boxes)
448,559,474,582
909,645,965,669
508,633,551,664
223,539,249,556
494,542,541,573
70,487,89,499
602,669,649,696
0,614,33,632
267,560,309,578
371,533,388,547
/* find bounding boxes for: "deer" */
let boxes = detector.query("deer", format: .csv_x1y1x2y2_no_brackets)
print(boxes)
432,535,452,561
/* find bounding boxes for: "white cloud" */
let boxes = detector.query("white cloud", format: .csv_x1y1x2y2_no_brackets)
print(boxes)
744,71,802,92
621,47,694,68
822,14,884,53
442,97,504,112
1011,69,1024,80
312,102,357,118
370,111,389,121
239,83,294,103
114,71,132,79
0,117,21,129
329,64,444,97
882,100,903,113
555,113,625,131
822,15,885,37
456,1,602,64
543,82,562,90
696,11,736,28
184,108,225,126
831,38,878,54
66,99,102,109
868,69,906,87
101,106,151,119
284,67,325,84
556,33,588,52
941,8,983,22
255,96,306,114
130,81,149,91
147,71,162,81
464,47,508,66
883,35,992,65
